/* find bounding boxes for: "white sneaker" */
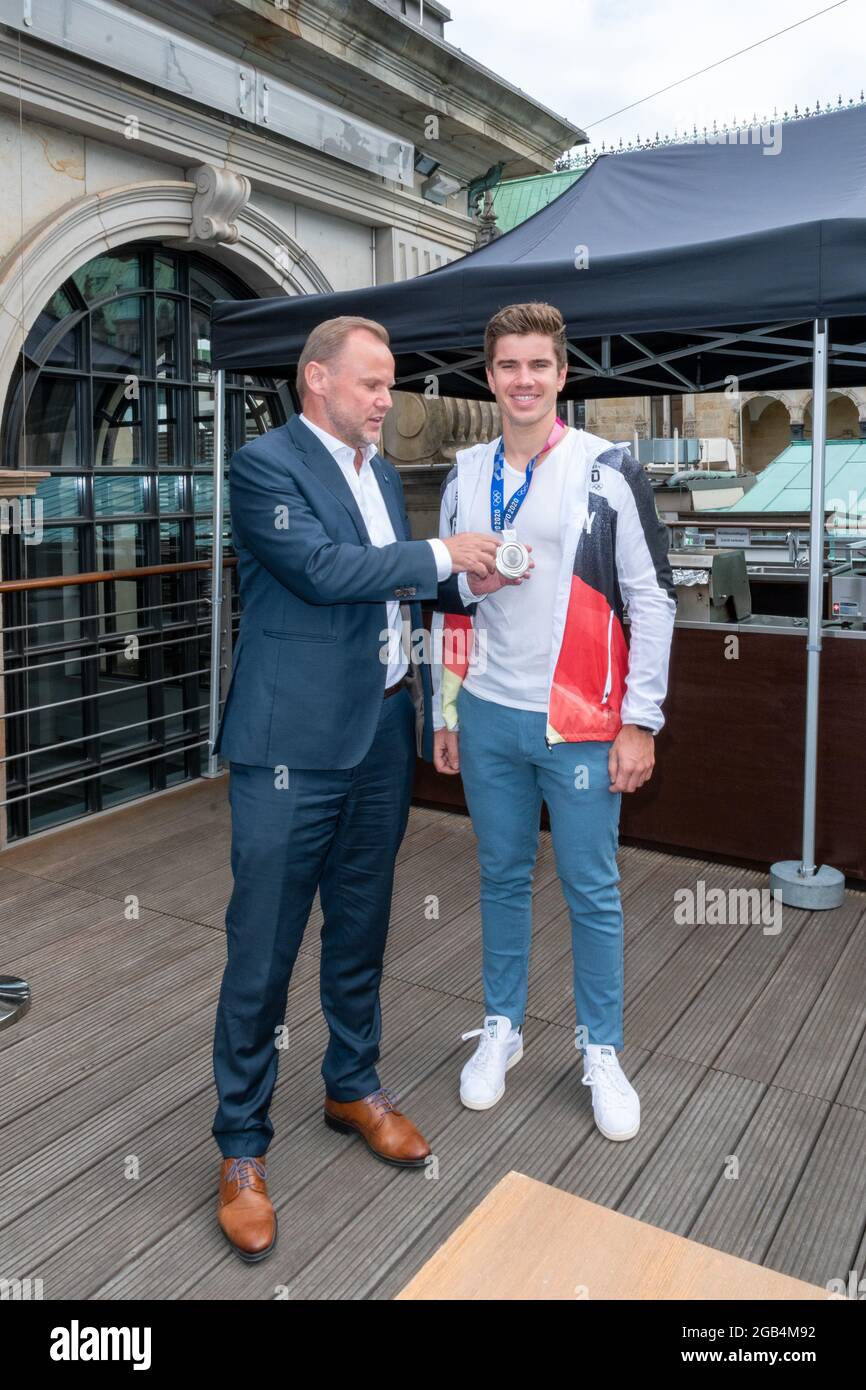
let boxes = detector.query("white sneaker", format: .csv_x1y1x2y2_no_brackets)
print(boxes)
459,1014,523,1110
580,1043,640,1140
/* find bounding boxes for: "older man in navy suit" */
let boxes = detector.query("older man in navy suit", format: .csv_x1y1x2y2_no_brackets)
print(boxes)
210,316,506,1262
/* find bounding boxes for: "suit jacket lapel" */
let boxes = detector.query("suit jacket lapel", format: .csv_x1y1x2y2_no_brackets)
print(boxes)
288,414,371,544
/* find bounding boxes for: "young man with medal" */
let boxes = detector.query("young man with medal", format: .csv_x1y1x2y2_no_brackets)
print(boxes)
432,301,677,1139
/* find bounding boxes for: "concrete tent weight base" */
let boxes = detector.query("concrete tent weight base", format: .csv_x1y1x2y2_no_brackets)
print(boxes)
770,860,845,909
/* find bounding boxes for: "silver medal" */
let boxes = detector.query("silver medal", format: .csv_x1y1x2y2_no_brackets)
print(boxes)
495,526,530,578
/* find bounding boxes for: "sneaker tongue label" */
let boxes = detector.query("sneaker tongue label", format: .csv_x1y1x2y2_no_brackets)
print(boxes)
487,1021,498,1038
600,1046,614,1057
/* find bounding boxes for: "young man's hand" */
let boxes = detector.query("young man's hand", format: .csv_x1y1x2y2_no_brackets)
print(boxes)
608,725,655,793
467,545,534,594
433,728,460,774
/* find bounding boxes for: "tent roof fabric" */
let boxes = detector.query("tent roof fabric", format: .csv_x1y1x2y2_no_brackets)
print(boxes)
212,104,866,398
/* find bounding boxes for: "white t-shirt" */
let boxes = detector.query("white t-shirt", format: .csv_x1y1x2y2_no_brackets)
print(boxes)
462,435,573,712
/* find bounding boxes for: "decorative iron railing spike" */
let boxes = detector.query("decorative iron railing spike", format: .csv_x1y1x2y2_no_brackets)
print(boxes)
558,89,865,171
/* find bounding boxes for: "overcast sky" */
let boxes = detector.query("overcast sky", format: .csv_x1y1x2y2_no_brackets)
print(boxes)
446,0,864,158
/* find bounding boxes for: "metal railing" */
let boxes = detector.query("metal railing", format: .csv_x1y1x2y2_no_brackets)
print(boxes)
0,557,238,845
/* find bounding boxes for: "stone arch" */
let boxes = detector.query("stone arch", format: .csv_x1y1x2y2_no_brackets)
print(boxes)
740,390,800,422
0,174,332,411
738,393,794,473
804,387,864,439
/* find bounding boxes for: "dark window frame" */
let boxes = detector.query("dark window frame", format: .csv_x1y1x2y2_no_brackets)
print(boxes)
0,241,288,840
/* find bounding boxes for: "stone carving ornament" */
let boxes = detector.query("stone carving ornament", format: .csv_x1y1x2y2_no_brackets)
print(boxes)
188,163,252,244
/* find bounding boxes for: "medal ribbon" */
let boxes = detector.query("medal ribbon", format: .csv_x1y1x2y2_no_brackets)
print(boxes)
490,417,567,532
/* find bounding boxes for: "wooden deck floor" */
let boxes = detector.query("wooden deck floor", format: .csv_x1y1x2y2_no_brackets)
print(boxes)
1,774,865,1300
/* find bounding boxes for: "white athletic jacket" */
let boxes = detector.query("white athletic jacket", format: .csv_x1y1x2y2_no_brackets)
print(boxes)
431,428,677,743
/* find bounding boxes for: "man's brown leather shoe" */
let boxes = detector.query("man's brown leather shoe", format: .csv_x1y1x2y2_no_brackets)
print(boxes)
216,1155,277,1262
324,1087,431,1167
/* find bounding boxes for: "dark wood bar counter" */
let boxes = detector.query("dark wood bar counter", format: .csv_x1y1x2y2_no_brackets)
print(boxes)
413,620,866,885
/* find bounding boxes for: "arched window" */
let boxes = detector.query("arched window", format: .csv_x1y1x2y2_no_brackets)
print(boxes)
1,242,289,840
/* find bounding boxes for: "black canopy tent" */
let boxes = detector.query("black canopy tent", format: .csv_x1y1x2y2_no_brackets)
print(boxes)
208,103,866,906
211,103,866,399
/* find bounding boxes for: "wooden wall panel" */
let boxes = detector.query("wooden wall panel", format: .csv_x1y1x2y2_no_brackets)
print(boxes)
413,629,866,883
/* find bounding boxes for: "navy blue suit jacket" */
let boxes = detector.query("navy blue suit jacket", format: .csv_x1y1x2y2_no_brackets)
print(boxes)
213,413,471,768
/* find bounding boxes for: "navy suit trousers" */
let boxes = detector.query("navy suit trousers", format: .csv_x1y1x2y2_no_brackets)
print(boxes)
211,686,416,1158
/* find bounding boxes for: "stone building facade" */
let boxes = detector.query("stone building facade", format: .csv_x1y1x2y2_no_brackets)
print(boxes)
0,0,579,839
586,389,866,474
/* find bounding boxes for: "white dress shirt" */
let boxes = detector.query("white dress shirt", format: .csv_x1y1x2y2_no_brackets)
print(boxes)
299,412,459,687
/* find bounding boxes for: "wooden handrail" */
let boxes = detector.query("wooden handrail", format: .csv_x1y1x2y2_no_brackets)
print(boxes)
0,557,237,594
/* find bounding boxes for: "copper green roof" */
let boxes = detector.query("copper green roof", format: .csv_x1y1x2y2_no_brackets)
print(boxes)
716,440,866,531
491,169,586,234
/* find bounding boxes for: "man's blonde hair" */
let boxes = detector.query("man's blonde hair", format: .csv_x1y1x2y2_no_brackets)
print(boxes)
296,316,390,401
484,301,567,372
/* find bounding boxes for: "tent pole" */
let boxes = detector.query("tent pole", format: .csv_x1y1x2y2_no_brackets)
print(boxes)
770,319,844,908
204,367,226,779
800,319,828,878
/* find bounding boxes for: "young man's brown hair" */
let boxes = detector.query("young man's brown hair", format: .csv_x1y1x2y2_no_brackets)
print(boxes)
484,301,568,372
